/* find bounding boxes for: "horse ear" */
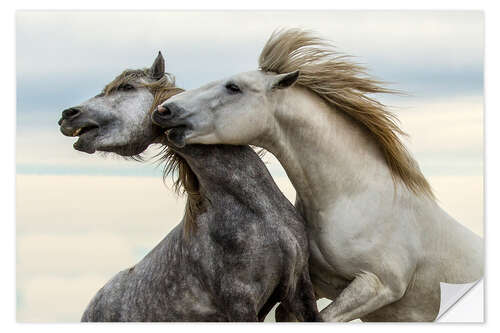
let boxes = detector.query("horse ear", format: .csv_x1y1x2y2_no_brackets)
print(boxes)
150,51,165,80
271,71,300,90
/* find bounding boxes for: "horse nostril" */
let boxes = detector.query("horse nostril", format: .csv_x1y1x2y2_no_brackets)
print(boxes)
157,104,172,116
62,107,81,119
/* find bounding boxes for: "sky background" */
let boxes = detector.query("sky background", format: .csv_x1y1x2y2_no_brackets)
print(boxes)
16,10,483,322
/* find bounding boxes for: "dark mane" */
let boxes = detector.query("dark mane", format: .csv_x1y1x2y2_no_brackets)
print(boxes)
104,68,200,236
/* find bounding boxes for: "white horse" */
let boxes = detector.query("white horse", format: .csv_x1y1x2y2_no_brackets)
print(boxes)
151,29,483,322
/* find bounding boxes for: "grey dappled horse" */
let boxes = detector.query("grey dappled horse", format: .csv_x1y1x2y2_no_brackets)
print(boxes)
58,53,321,322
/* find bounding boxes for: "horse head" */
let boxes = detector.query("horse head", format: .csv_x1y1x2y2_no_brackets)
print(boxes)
58,52,180,156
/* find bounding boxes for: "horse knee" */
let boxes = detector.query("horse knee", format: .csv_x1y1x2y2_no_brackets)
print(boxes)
381,272,412,303
361,269,410,303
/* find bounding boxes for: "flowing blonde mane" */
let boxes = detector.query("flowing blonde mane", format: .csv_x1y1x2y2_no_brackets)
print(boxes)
103,69,201,236
259,29,433,198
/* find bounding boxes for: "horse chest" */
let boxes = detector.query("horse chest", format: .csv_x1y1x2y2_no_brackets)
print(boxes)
304,204,384,280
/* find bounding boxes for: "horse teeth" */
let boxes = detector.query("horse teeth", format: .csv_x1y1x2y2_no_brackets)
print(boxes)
73,128,82,136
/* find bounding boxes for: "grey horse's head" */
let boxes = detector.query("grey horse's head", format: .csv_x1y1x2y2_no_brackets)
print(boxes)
58,52,182,156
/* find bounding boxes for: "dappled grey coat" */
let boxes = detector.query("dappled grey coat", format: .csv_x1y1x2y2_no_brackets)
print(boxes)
81,144,321,322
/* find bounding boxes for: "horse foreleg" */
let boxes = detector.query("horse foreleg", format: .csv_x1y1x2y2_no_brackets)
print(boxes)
275,303,298,322
220,280,260,322
276,270,322,322
320,271,406,322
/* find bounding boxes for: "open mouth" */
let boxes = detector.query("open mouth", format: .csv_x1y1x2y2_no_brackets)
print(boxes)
70,124,99,137
59,121,100,154
165,125,190,148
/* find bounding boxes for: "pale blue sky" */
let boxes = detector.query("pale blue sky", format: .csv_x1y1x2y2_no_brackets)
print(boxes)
16,10,483,178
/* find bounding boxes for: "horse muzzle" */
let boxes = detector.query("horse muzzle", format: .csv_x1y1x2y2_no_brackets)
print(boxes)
151,102,188,128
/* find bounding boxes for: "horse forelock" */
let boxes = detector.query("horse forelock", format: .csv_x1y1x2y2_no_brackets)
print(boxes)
258,28,434,198
103,68,201,236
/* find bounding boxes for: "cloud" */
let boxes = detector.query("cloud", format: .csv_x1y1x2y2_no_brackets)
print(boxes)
16,10,483,116
375,95,483,177
16,11,483,78
16,175,185,235
17,274,109,322
394,96,483,177
17,95,483,178
428,175,483,236
17,232,141,278
16,128,166,177
16,12,484,177
397,95,483,154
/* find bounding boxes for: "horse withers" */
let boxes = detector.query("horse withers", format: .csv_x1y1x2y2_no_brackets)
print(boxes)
58,52,321,322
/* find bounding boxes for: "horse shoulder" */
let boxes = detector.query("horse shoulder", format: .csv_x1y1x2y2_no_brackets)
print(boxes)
306,189,424,292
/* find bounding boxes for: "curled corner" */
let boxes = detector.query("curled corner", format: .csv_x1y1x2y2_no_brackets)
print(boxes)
436,279,483,322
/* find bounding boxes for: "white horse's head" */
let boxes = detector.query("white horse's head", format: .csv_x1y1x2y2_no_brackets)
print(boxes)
58,52,178,156
151,70,299,148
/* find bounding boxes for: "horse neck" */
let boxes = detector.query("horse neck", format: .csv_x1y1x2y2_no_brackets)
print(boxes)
175,145,279,206
261,86,394,212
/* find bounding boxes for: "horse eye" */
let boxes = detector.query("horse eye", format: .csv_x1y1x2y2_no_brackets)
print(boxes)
120,84,135,91
225,82,242,94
